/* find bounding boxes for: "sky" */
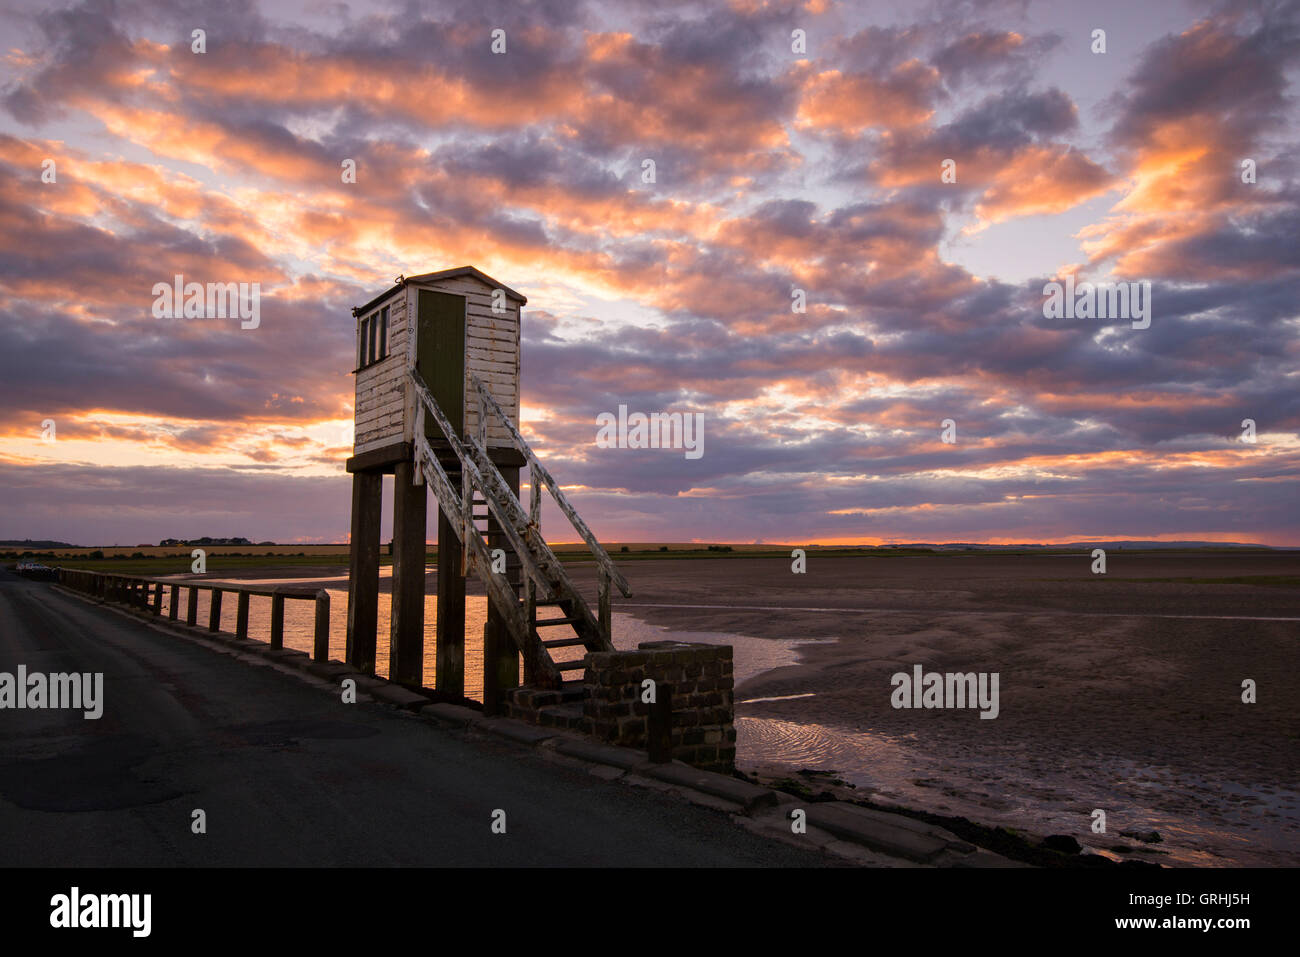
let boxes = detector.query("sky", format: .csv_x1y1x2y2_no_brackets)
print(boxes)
0,0,1296,547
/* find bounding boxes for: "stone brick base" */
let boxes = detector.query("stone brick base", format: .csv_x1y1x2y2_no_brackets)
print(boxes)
502,685,585,729
584,641,735,772
503,641,736,772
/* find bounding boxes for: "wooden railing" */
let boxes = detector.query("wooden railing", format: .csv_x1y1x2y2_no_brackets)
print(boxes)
468,374,633,634
408,368,631,687
57,568,332,661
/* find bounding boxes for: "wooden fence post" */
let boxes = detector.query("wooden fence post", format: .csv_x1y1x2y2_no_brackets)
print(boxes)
270,593,285,649
314,590,330,662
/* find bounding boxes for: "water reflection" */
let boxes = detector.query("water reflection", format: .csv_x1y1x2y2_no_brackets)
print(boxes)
168,577,826,700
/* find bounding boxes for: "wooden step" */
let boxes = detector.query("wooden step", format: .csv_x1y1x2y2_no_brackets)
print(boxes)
541,636,587,649
554,659,589,671
535,616,581,627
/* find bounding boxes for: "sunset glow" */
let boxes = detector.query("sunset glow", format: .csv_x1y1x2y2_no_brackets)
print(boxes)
1,0,1296,547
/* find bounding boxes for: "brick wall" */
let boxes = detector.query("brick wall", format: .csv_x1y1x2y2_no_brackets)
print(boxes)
584,641,735,772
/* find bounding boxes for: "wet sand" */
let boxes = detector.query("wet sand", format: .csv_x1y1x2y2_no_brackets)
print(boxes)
197,551,1299,865
605,552,1300,866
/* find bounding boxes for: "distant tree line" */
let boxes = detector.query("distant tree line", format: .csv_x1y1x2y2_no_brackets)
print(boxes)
159,537,274,546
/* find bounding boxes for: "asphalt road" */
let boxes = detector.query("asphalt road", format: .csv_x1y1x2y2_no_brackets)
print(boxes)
0,571,828,866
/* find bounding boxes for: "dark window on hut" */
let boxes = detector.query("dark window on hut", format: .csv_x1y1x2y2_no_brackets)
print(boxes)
357,306,390,369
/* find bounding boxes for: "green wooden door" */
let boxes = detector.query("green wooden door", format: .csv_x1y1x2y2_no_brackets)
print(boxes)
416,289,466,441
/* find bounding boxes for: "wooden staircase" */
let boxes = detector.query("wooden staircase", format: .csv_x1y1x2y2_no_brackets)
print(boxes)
409,369,631,690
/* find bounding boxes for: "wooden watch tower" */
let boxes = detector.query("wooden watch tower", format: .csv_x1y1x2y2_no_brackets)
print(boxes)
345,266,630,713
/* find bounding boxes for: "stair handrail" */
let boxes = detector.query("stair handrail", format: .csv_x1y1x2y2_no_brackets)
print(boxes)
408,371,549,594
409,367,626,687
412,368,610,637
469,375,632,599
409,370,560,682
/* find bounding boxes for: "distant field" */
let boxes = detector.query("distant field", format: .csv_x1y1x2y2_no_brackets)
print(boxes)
3,544,351,559
1,544,353,576
7,542,1293,577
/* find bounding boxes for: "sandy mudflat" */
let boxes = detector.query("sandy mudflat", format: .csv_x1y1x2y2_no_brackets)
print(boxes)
602,552,1300,866
204,551,1299,865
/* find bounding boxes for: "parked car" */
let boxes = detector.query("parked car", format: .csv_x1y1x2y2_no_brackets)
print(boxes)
15,562,59,581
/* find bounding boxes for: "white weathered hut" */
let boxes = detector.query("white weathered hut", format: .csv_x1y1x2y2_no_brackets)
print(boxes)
350,265,526,459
